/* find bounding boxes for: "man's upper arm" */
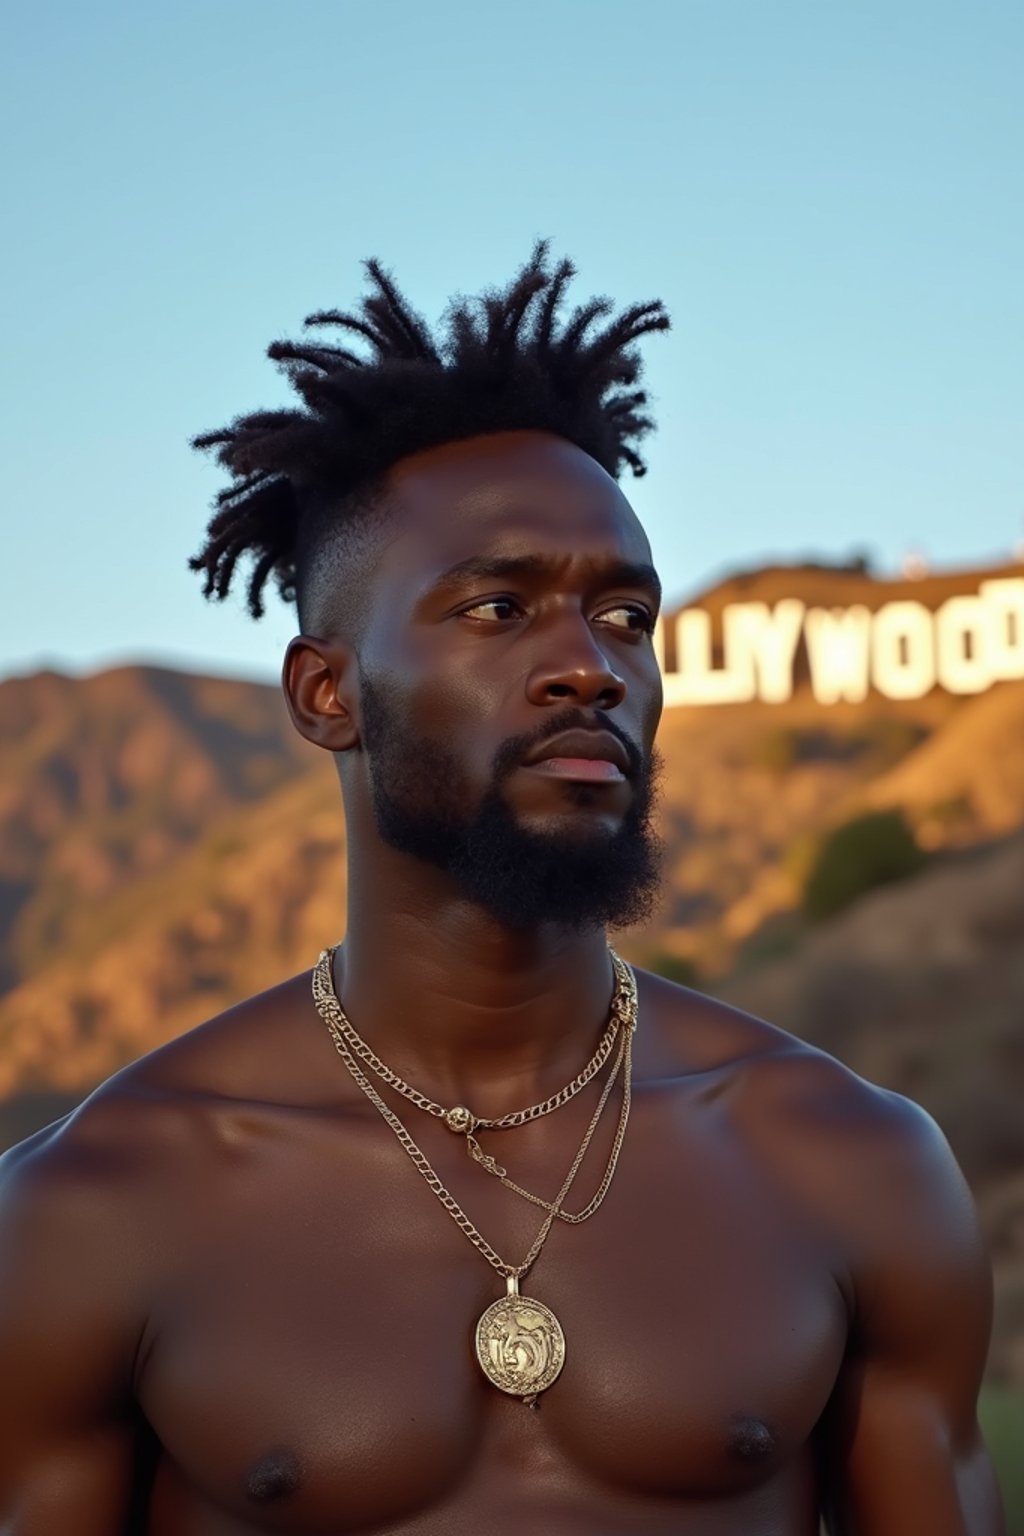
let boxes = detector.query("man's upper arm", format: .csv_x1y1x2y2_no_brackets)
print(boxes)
820,1091,1004,1536
0,1120,146,1534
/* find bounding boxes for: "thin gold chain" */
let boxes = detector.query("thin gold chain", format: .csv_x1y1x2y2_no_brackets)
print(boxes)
315,945,633,1131
311,953,637,1281
473,1026,633,1224
463,1015,634,1223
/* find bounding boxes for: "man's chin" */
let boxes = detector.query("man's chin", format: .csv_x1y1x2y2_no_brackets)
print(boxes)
512,811,625,850
448,807,662,932
503,768,634,825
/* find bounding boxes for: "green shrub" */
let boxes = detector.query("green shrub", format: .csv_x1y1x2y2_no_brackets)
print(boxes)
855,716,928,769
734,912,805,972
783,830,823,890
928,793,973,829
751,728,800,775
641,952,701,988
979,1387,1024,1532
802,809,926,922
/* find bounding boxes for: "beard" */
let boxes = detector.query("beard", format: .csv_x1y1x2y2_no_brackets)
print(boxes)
358,674,664,933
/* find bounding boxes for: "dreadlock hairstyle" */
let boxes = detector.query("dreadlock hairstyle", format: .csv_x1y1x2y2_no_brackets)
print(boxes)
190,242,670,626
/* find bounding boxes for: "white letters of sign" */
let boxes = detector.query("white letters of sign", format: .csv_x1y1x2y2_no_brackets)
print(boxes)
657,577,1024,707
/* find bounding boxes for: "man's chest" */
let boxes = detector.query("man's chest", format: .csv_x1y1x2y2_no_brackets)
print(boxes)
137,1099,848,1530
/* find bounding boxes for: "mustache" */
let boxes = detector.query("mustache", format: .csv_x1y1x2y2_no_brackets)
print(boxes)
491,707,644,783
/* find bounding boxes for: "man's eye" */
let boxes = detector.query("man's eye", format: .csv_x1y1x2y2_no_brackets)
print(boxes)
461,597,522,622
597,604,655,633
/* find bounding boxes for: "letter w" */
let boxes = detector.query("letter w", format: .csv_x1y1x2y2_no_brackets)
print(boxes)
805,606,872,704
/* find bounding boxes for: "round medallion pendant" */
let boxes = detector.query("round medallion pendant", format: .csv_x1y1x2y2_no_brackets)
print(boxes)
474,1292,566,1398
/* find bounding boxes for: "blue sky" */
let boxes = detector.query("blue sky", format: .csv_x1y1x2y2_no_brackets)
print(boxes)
2,0,1021,682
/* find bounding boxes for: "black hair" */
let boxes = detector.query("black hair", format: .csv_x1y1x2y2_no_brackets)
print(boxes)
190,242,669,623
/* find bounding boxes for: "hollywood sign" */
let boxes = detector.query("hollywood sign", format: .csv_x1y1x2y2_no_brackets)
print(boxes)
655,578,1024,707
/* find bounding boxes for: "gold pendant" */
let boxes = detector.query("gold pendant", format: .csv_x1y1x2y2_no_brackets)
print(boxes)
475,1275,566,1403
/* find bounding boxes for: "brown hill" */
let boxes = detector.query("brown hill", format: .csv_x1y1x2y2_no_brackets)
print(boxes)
859,679,1024,840
0,664,314,993
5,668,1004,1095
0,765,343,1094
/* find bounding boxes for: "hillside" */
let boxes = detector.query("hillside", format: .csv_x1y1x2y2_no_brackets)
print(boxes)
0,763,348,1093
8,669,1016,1094
0,665,313,993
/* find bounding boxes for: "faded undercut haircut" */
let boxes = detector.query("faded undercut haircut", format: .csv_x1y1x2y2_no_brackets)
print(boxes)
190,243,670,631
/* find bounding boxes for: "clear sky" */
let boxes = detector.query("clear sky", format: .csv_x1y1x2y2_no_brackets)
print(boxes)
1,0,1021,683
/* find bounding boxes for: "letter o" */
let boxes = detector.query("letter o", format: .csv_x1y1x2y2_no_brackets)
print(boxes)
872,602,935,699
935,596,992,694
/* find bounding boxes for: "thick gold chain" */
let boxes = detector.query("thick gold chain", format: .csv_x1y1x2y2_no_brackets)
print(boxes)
311,952,637,1281
314,945,633,1132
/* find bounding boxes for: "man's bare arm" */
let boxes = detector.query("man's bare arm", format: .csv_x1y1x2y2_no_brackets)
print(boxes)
0,1113,147,1534
820,1093,1004,1535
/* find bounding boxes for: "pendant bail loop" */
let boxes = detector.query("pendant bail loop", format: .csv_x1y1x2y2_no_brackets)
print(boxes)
506,1274,519,1297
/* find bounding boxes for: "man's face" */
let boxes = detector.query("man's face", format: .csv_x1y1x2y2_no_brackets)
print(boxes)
349,431,665,930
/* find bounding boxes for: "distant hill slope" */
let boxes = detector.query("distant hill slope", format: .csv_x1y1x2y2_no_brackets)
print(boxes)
0,766,344,1094
8,666,1017,1094
0,664,315,992
860,679,1024,837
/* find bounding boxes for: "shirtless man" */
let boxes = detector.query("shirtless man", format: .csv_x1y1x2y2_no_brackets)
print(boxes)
0,248,1003,1532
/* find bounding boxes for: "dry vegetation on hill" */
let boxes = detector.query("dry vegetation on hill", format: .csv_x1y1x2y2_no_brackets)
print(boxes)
1,562,1022,1382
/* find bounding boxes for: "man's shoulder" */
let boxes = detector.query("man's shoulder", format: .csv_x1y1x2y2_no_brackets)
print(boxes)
116,965,321,1103
0,1056,190,1255
0,1075,163,1341
0,967,323,1220
634,961,867,1110
637,966,971,1253
640,962,931,1118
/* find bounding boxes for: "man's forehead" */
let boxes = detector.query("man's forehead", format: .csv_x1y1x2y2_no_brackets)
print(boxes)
379,430,652,572
386,431,634,516
378,497,655,593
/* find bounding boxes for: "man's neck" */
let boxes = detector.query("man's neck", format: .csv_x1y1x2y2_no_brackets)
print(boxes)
335,847,617,1120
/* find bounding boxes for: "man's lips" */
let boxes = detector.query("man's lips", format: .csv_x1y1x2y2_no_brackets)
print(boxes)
526,757,625,782
521,728,631,781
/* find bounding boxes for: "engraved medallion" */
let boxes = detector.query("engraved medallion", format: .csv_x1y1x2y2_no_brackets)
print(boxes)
475,1278,566,1399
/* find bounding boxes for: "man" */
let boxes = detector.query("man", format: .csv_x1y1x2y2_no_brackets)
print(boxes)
0,247,1003,1532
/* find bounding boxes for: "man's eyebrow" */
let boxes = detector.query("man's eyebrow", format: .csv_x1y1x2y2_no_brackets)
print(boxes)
426,554,662,603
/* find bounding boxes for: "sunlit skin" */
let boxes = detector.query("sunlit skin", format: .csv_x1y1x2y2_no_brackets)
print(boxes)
0,432,1004,1534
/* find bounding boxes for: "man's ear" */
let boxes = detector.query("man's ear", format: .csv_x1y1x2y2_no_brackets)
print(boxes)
282,634,361,752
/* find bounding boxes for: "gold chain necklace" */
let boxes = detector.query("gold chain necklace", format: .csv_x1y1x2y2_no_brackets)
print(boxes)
462,1017,634,1223
315,944,632,1136
311,950,638,1404
312,948,637,1220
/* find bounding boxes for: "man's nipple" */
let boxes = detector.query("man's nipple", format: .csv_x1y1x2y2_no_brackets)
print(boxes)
246,1447,304,1503
727,1416,778,1464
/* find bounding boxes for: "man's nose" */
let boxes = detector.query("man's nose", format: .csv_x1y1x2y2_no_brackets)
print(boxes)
524,614,627,710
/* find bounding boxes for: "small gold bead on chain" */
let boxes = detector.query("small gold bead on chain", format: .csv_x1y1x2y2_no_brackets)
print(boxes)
443,1105,477,1134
